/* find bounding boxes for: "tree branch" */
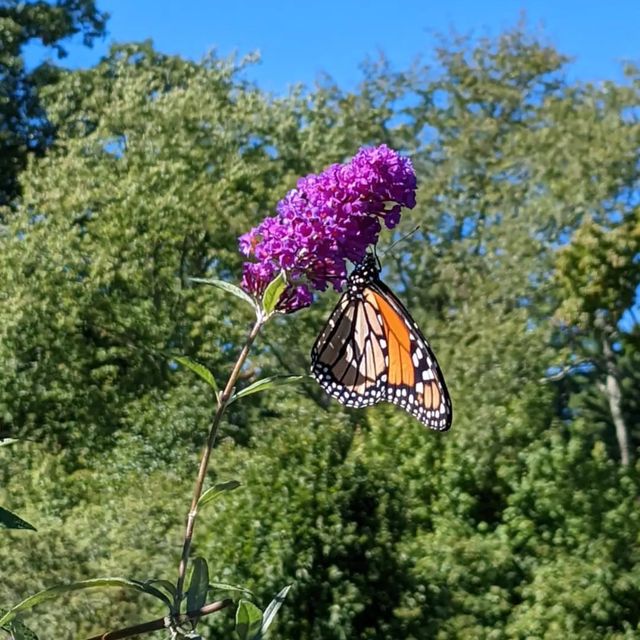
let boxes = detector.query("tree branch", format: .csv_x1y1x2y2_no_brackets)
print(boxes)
85,599,232,640
538,359,594,383
601,336,632,466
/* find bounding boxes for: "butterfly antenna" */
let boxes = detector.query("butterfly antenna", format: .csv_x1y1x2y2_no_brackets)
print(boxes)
380,225,420,257
372,243,382,270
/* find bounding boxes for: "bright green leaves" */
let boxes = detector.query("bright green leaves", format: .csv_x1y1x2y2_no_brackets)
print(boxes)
198,480,242,509
229,375,305,404
191,269,290,321
173,356,220,401
177,272,305,409
0,566,281,639
0,507,35,531
0,578,173,627
235,586,290,639
554,217,640,330
208,581,254,600
261,271,288,316
2,21,639,640
175,358,305,408
235,600,263,640
190,278,259,316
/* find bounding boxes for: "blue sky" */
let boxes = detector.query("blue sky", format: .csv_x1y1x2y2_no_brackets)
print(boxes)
28,1,640,93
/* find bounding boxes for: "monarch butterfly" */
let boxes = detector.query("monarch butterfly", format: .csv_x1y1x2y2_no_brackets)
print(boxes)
311,253,452,431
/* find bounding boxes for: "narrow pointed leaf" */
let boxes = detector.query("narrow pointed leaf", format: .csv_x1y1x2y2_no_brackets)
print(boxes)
0,507,35,531
259,585,291,637
230,375,305,404
235,600,263,640
208,582,254,599
144,579,177,602
190,278,257,311
174,356,219,398
261,271,288,315
186,557,209,614
133,580,174,609
0,438,19,447
0,577,171,626
198,480,241,509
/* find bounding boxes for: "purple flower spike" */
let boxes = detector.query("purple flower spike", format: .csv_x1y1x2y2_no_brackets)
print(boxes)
239,144,417,313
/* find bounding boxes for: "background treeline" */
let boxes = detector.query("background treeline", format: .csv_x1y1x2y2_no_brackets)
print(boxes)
1,2,640,638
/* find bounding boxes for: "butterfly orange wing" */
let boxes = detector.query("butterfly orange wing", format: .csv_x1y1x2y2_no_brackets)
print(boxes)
311,271,452,431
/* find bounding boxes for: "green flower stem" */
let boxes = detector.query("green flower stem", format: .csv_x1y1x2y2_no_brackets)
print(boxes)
175,316,265,607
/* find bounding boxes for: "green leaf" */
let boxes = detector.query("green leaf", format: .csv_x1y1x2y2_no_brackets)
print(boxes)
0,507,35,531
198,480,241,509
190,278,257,312
261,271,288,315
173,356,219,399
0,577,172,626
134,580,175,609
143,579,176,603
186,557,209,614
235,600,263,640
208,582,255,599
6,618,39,640
258,585,291,638
230,375,305,404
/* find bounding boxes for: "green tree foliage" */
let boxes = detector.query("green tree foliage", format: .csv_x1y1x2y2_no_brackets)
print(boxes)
0,40,411,637
553,203,640,465
1,26,639,640
0,0,107,207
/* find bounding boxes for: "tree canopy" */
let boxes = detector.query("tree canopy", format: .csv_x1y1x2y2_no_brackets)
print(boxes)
0,0,107,207
1,15,639,640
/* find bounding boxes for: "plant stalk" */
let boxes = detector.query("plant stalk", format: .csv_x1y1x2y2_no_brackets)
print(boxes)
175,316,264,605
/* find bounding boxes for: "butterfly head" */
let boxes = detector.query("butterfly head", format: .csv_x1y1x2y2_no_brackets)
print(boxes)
345,252,381,300
350,251,381,282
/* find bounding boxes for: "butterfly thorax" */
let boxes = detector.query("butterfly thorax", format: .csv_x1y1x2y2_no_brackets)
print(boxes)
347,254,380,300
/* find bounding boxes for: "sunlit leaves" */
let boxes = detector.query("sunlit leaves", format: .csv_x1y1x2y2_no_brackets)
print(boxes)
173,356,220,400
230,376,305,404
0,578,173,627
261,271,288,316
235,600,263,640
554,217,640,329
198,480,241,509
189,278,259,316
1,23,640,640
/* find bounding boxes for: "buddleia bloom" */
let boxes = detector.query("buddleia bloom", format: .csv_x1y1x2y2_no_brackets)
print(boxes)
239,144,417,312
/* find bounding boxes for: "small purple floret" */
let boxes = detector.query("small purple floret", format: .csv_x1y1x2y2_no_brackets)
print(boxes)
239,144,417,313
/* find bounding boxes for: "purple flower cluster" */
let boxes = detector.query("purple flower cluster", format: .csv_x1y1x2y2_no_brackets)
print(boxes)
239,144,417,312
